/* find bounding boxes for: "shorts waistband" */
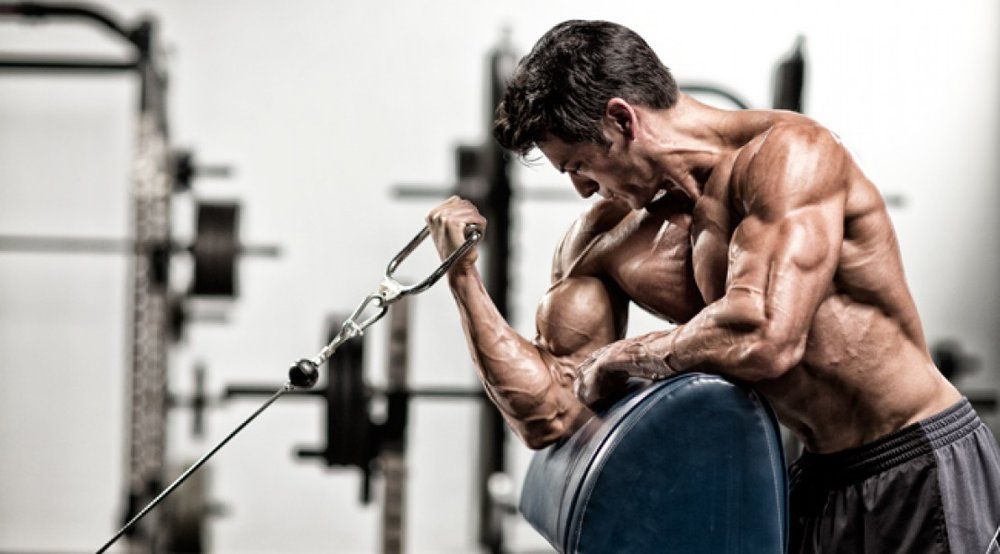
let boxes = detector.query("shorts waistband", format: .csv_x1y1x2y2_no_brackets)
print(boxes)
792,397,980,485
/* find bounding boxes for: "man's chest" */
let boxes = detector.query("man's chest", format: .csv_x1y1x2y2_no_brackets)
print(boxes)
578,166,745,322
593,205,721,324
687,155,745,303
689,196,737,303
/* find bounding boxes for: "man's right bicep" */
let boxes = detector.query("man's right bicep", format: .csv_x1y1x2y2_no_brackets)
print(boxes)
533,276,626,385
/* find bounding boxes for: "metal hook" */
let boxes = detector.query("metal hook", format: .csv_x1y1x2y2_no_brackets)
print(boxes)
385,224,482,297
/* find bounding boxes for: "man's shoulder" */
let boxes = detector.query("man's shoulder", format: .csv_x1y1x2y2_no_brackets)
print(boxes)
734,117,841,168
731,119,848,210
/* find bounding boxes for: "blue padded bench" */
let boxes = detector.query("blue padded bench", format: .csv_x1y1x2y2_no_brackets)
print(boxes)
519,373,788,553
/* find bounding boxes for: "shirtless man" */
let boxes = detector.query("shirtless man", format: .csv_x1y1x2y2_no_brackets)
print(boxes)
427,20,1000,553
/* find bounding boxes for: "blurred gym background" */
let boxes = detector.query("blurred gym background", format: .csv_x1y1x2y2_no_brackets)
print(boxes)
1,1,997,552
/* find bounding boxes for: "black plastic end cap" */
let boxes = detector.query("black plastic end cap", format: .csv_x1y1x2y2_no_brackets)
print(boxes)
288,359,319,389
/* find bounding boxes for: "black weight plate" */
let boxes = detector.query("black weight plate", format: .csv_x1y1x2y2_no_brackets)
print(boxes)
191,202,238,297
325,316,373,469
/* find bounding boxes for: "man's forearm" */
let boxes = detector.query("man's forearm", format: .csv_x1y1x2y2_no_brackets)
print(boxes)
664,293,788,382
447,267,585,446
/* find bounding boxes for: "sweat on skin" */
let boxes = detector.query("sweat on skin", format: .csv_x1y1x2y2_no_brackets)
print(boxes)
428,91,957,453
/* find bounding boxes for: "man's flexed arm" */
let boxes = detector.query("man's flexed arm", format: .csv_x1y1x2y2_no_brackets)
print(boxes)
667,125,847,381
428,197,625,448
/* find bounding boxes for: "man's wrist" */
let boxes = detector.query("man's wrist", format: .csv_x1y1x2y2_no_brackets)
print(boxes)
663,329,682,373
447,264,479,287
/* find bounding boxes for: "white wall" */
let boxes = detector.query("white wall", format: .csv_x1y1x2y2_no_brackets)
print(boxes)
1,1,997,552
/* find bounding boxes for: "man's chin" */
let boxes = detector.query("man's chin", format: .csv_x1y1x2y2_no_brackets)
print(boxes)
621,196,643,211
628,189,666,211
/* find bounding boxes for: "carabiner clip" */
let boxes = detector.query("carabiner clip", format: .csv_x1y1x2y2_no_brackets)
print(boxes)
345,293,388,336
385,224,482,297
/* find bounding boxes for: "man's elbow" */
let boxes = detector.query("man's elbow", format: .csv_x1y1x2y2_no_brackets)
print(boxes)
515,401,586,450
519,420,568,450
523,432,559,450
740,333,806,381
715,296,805,380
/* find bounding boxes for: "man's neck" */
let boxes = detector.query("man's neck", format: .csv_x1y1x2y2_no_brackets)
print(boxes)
639,94,737,201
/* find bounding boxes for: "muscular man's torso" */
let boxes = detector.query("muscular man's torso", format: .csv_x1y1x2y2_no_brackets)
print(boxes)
551,111,959,453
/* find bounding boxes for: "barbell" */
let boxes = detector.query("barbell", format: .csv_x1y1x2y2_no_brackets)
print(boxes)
0,201,279,297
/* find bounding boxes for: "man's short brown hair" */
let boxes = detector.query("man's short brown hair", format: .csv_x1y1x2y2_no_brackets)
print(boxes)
493,20,679,156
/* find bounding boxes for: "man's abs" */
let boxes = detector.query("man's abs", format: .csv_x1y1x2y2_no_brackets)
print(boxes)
757,291,960,453
721,170,960,453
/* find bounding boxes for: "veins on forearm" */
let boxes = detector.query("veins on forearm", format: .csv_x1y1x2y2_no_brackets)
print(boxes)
449,272,574,425
667,293,775,380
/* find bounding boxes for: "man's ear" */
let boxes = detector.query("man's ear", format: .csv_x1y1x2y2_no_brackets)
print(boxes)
603,98,637,142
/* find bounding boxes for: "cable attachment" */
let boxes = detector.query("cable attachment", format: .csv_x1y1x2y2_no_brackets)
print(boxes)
95,222,480,553
297,223,482,382
288,359,319,389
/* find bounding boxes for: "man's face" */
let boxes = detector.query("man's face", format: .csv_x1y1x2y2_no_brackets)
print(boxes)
537,136,662,210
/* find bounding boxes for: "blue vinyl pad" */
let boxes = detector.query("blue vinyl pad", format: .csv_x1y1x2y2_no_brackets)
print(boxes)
519,373,788,553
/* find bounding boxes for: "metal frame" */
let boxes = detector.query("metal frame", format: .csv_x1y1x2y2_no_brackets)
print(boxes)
1,2,173,550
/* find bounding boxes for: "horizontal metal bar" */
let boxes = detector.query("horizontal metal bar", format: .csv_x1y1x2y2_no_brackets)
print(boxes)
225,385,323,399
0,235,134,253
392,184,456,199
395,186,906,207
239,244,282,257
223,383,486,400
404,387,486,400
679,82,752,110
0,235,281,257
393,184,578,202
0,2,135,46
0,55,138,73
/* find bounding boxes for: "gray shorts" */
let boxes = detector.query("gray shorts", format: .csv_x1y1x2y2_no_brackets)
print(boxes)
788,398,1000,554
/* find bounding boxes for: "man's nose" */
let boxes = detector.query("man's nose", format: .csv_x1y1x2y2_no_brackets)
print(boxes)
571,175,600,199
